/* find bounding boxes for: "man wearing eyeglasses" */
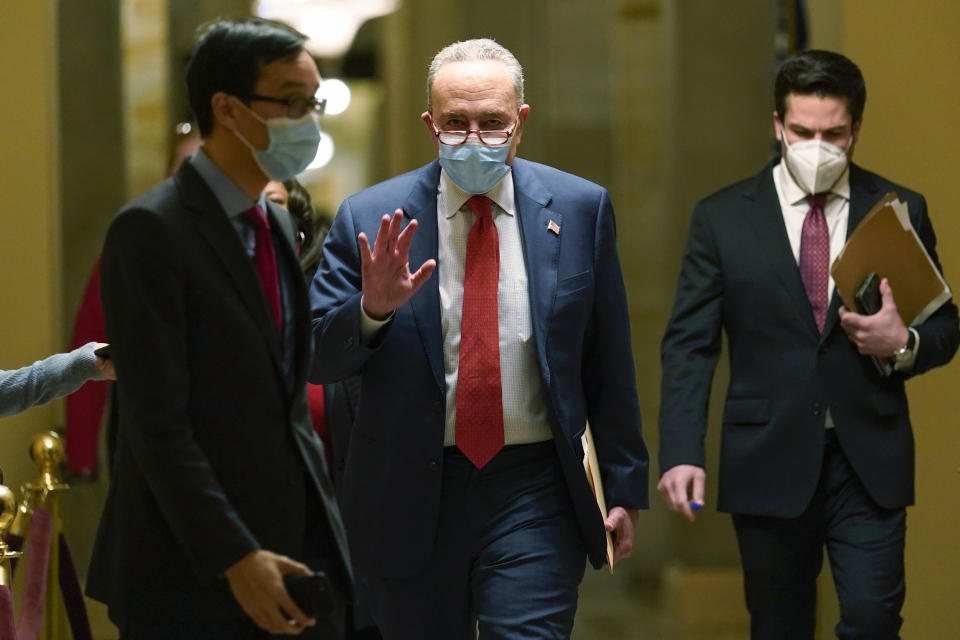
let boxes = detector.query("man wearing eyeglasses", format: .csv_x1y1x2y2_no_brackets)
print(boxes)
310,39,648,639
88,18,352,639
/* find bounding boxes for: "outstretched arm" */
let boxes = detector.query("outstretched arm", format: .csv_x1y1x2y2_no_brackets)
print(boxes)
0,342,108,418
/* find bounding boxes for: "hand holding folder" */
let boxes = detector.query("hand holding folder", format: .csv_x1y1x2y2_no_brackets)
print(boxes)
831,192,951,328
581,423,614,573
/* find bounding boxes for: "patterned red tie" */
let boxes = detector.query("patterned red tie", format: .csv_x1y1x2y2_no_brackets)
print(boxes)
455,195,504,469
244,205,283,333
799,193,830,332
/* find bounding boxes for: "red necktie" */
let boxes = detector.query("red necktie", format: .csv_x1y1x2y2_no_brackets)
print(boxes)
244,205,283,333
799,193,830,332
455,195,504,469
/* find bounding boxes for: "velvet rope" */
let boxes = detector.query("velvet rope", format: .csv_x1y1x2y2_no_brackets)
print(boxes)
0,586,15,640
16,506,52,640
4,524,93,639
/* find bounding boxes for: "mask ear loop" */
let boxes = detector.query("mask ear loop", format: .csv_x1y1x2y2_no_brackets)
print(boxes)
232,96,268,125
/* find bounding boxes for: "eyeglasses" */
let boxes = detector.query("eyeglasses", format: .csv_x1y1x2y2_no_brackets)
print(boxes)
242,94,327,119
432,122,517,147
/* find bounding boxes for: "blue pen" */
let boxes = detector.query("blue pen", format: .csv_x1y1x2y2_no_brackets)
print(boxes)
689,501,704,511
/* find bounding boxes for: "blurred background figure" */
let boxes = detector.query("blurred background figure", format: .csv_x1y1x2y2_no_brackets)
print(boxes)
66,120,203,477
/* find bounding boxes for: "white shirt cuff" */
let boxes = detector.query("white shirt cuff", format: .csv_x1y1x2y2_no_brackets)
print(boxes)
359,296,394,342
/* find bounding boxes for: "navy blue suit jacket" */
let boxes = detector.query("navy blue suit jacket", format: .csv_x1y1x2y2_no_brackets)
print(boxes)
310,158,649,576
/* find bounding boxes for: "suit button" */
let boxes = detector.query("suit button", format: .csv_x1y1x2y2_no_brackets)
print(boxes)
342,337,354,348
427,460,439,472
813,402,822,416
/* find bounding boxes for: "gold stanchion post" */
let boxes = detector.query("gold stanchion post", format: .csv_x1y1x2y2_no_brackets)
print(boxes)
9,432,69,640
0,477,24,588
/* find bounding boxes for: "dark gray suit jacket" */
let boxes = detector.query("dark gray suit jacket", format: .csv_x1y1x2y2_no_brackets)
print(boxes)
88,161,351,626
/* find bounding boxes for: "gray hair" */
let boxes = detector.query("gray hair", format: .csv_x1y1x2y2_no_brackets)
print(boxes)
426,38,525,109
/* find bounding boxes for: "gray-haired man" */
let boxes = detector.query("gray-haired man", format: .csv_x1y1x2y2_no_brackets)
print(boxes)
309,38,649,639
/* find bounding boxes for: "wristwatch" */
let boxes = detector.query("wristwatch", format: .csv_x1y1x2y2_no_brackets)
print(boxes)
891,329,917,368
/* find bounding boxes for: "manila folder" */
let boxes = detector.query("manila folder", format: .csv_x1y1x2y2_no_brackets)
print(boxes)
830,192,951,326
581,423,614,573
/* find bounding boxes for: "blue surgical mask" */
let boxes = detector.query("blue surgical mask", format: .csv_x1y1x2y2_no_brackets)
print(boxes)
438,142,511,194
233,99,322,181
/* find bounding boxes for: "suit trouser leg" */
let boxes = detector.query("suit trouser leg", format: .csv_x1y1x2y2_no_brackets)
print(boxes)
364,442,586,640
822,436,905,640
733,430,905,640
733,511,822,639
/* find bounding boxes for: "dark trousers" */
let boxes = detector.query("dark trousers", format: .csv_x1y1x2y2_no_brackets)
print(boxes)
364,442,587,640
733,429,906,640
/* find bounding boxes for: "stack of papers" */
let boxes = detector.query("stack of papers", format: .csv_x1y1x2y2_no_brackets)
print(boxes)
831,192,951,326
581,423,614,573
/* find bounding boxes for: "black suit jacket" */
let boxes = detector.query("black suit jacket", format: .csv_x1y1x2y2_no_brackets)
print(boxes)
659,160,959,517
87,161,351,626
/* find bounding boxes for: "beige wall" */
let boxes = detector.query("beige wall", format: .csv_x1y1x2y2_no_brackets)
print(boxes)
0,3,63,491
838,2,960,636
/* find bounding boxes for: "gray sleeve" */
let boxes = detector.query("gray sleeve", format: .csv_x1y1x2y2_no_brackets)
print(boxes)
0,342,104,418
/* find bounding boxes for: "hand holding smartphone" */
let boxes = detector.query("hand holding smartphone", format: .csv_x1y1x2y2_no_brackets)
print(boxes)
283,571,337,618
854,272,882,315
852,272,893,376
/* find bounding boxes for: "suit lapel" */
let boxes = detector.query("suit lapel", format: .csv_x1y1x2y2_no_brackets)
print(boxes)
741,162,821,337
177,163,286,374
511,160,557,375
404,162,446,392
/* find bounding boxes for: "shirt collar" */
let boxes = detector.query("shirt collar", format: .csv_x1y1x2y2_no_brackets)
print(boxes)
775,157,851,207
439,166,516,219
190,147,259,220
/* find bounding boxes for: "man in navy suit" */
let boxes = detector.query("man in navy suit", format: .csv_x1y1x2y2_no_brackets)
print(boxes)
310,39,648,639
658,50,959,639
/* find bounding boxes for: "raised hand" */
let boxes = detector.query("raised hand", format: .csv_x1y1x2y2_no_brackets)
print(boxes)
359,209,437,320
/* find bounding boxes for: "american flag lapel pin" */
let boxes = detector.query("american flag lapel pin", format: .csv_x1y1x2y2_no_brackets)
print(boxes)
547,219,560,236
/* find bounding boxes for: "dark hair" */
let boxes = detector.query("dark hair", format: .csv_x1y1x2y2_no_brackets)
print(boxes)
774,50,866,124
282,178,331,278
185,18,308,137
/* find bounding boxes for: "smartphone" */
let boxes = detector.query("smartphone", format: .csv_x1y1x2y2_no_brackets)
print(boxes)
854,272,881,315
94,344,112,359
283,571,336,618
852,272,893,376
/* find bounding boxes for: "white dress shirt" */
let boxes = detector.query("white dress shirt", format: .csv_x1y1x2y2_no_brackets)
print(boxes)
772,159,851,303
437,169,552,447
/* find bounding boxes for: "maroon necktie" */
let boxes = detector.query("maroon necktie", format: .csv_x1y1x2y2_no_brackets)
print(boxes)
455,195,504,469
244,205,283,333
799,193,830,332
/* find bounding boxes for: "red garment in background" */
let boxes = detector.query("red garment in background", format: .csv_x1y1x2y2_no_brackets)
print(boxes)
65,257,109,475
306,383,333,472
